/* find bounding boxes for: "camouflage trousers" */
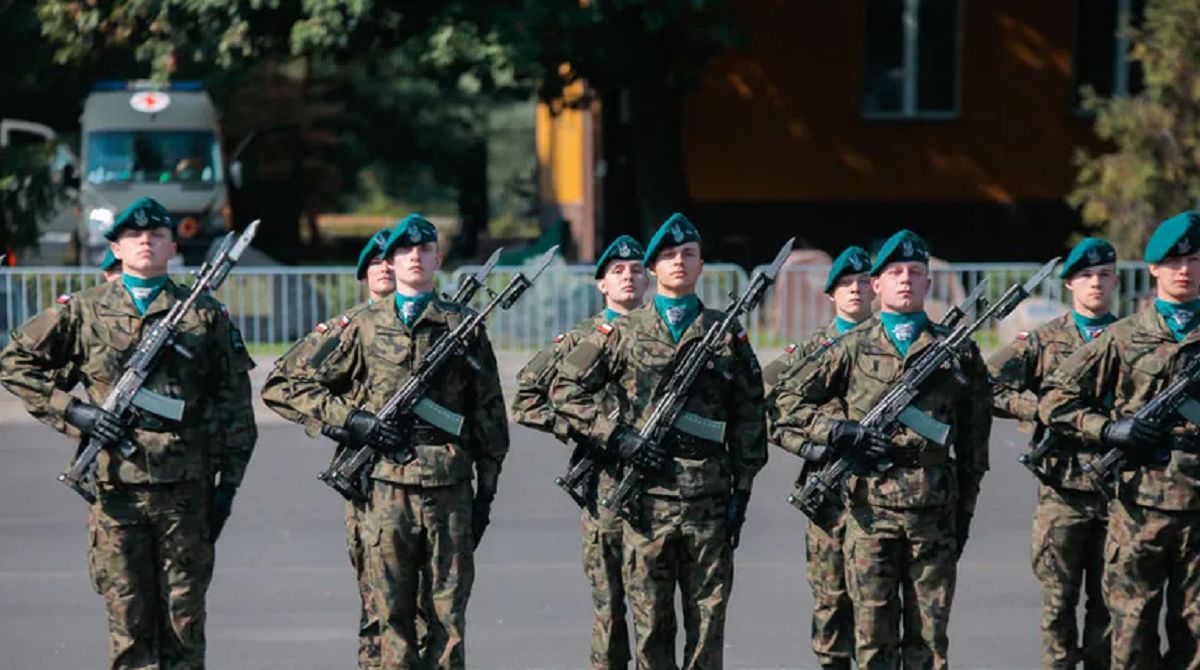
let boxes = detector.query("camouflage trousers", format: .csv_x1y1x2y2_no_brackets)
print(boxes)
1030,484,1109,670
622,494,733,670
1103,498,1200,670
346,500,382,669
806,505,854,666
363,480,474,669
581,472,630,670
88,481,214,670
844,501,958,670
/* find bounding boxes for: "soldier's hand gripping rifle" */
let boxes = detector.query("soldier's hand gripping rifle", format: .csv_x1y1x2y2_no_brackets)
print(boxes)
322,246,559,502
788,257,1059,520
1082,354,1200,501
316,248,502,451
598,238,796,518
58,221,261,503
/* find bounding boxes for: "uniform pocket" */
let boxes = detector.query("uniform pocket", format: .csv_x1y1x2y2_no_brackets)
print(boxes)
86,525,107,595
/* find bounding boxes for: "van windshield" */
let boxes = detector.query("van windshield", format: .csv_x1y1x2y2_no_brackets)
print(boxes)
86,130,222,186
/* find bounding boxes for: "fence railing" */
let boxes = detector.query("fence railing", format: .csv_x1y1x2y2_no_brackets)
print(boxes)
0,261,1154,352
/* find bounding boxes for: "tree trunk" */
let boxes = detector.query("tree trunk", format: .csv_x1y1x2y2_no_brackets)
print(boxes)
627,76,690,239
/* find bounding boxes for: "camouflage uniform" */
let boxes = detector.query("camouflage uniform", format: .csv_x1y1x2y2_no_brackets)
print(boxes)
765,321,856,668
550,303,768,669
988,312,1112,669
1040,306,1200,669
769,315,992,669
265,297,508,669
262,300,388,668
0,279,257,669
512,312,631,669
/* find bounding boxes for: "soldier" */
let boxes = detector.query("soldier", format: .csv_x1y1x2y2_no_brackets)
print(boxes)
262,228,394,669
263,213,508,668
1040,212,1200,669
512,234,648,669
768,229,991,668
764,245,874,670
550,213,767,669
988,238,1119,670
0,196,257,669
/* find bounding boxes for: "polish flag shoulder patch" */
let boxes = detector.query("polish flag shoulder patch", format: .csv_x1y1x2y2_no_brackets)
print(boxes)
597,323,614,336
315,322,330,334
784,342,797,354
552,333,565,344
821,338,835,348
55,294,71,304
339,314,353,328
736,327,749,344
1016,331,1030,341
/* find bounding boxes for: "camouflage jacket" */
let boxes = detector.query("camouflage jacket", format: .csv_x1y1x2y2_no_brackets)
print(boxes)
1039,306,1200,511
548,302,767,498
267,297,509,487
765,321,851,459
767,314,992,515
762,321,842,393
511,313,607,442
0,279,257,485
261,300,374,438
989,311,1111,491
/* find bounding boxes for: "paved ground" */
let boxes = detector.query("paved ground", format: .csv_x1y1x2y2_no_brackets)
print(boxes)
0,399,1052,669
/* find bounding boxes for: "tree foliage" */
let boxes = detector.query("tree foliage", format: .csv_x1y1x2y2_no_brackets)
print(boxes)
1070,0,1200,256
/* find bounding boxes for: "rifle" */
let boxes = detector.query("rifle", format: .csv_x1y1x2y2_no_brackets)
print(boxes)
58,221,261,503
316,248,503,480
598,238,796,518
1082,354,1200,501
788,257,1059,519
321,246,559,502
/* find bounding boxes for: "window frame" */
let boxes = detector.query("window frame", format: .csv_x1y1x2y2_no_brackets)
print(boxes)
861,0,964,122
1071,0,1143,116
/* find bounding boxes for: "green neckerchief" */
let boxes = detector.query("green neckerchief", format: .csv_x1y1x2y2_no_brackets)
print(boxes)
1155,298,1200,342
604,308,621,323
1072,310,1117,342
834,315,861,334
121,273,168,315
395,291,434,327
654,293,700,343
879,311,929,357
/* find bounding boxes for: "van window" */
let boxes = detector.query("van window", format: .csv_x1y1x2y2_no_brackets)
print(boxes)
86,130,223,186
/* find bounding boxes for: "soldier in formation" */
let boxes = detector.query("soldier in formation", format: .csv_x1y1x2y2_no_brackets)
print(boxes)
512,234,648,669
767,229,992,668
1041,212,1200,669
262,213,508,668
550,213,768,669
764,245,875,670
989,237,1120,669
0,197,258,669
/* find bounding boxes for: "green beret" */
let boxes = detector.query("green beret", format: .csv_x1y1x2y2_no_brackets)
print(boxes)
99,248,120,272
382,213,439,258
355,229,391,280
1144,211,1200,263
824,246,872,293
104,197,174,241
594,235,646,279
1060,237,1116,278
869,229,930,276
643,212,701,265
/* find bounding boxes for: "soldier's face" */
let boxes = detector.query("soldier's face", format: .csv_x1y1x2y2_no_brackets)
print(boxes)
1150,252,1200,302
871,261,929,313
596,259,648,312
364,257,395,301
828,272,874,321
1065,264,1117,315
390,242,441,294
112,227,176,277
651,243,703,295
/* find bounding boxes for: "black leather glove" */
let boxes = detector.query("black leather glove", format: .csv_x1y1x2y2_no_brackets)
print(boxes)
797,442,831,464
829,420,889,458
728,489,751,549
65,399,123,445
955,511,972,559
1101,417,1164,452
609,426,668,474
472,469,499,549
346,410,410,456
209,481,238,543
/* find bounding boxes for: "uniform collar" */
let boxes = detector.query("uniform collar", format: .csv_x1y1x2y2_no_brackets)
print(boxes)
101,275,177,318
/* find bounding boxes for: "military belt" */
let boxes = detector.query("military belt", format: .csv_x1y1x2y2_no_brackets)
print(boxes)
887,445,949,467
666,430,724,460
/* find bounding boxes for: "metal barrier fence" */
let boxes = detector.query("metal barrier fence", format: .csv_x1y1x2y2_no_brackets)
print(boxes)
0,261,1155,352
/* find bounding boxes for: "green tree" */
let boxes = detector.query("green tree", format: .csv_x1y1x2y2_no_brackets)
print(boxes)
1070,0,1200,256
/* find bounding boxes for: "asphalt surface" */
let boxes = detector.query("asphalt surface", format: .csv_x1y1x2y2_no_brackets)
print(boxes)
0,404,1052,670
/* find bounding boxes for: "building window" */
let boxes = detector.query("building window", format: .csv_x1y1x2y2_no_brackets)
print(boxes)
1074,0,1145,108
862,0,961,119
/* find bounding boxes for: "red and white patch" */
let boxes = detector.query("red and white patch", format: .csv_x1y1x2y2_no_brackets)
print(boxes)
821,338,834,347
784,342,797,353
339,314,353,328
220,304,230,317
315,322,330,334
553,333,565,344
736,328,749,344
597,323,614,336
1016,331,1030,340
55,294,71,304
